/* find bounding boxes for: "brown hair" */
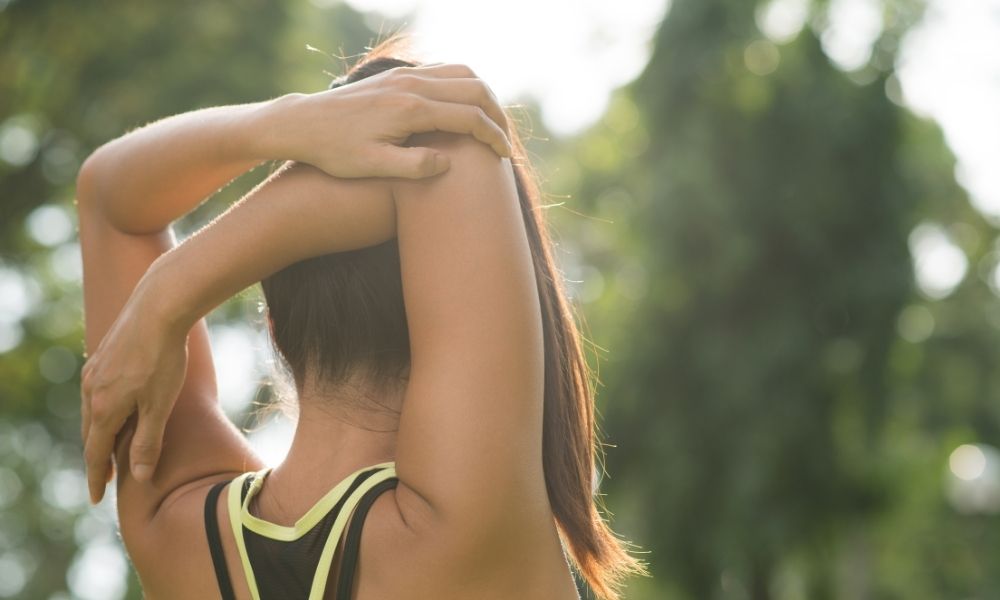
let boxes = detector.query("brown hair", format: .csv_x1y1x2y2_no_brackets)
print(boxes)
260,34,649,600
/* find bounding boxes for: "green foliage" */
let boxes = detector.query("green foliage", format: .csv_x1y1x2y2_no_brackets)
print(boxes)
547,0,1000,597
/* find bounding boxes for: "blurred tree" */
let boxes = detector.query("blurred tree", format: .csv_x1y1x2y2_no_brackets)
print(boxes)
547,0,1000,598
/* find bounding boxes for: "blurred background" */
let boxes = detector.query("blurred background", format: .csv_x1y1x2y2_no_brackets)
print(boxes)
2,0,1000,598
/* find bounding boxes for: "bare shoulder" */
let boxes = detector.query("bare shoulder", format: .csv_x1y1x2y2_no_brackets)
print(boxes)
356,481,576,599
124,472,248,599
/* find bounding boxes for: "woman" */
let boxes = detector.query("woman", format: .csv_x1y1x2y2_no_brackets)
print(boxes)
77,37,646,599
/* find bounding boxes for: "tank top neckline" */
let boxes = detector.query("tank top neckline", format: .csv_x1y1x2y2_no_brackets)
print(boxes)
239,460,397,541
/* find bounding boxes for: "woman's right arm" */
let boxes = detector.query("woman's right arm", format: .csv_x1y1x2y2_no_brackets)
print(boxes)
81,63,513,500
81,63,511,236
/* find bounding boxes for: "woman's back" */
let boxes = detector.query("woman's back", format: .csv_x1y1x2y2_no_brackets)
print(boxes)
139,457,580,599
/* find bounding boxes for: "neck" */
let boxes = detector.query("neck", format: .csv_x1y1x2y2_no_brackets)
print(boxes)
253,380,403,524
285,398,400,472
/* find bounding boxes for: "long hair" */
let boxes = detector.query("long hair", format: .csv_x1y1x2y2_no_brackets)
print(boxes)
260,34,649,600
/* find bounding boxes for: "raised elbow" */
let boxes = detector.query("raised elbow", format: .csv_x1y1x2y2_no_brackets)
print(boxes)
75,149,107,213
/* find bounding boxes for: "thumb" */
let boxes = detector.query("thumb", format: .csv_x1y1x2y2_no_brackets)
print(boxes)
378,146,450,179
130,411,166,482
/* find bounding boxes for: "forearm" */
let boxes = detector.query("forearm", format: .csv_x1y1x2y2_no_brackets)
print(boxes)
77,93,301,234
138,161,396,331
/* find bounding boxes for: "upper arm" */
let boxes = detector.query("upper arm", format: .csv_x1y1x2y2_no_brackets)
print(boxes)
391,133,546,537
76,165,264,562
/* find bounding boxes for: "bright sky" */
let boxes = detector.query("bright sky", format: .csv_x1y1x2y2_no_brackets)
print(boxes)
896,0,1000,220
334,0,672,135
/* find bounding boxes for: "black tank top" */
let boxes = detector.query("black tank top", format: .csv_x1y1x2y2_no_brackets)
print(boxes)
204,462,399,600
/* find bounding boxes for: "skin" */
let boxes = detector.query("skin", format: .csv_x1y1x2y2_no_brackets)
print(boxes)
76,64,581,598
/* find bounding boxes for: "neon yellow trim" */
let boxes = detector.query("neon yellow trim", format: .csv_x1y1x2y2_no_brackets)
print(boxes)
240,461,396,541
309,464,398,599
228,471,264,600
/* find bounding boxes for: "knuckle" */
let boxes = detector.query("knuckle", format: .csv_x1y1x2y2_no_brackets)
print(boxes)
476,81,494,104
390,65,416,76
395,93,423,115
80,363,94,389
471,106,490,127
392,73,419,90
89,396,114,425
131,437,161,457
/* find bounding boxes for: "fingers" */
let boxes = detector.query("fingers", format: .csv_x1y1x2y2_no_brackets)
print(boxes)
80,374,92,450
403,63,478,79
410,98,512,158
397,76,510,140
129,405,169,483
84,402,127,504
385,64,512,154
373,145,451,179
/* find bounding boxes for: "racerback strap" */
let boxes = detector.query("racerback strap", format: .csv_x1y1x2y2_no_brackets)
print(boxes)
203,468,400,599
333,477,400,600
205,479,237,600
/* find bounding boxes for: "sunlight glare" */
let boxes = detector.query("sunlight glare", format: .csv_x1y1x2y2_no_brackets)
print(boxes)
341,0,670,136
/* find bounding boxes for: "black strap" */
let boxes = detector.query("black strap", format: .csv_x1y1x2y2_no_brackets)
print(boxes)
335,477,400,600
204,479,237,600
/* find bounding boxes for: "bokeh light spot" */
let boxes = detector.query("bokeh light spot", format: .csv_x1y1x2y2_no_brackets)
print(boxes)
950,444,986,481
38,346,78,384
0,115,40,167
0,551,30,598
0,467,23,509
67,539,127,600
946,443,1000,515
909,222,968,299
896,305,935,343
26,205,74,248
820,0,883,71
744,39,781,75
755,0,809,44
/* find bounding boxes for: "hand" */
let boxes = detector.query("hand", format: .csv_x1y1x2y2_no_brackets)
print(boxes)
265,63,513,179
80,274,188,503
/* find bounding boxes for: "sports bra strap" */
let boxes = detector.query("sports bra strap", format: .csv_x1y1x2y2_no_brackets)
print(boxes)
203,467,399,599
204,479,237,600
334,477,400,600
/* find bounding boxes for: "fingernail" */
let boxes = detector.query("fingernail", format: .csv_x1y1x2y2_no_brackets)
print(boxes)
133,464,152,482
